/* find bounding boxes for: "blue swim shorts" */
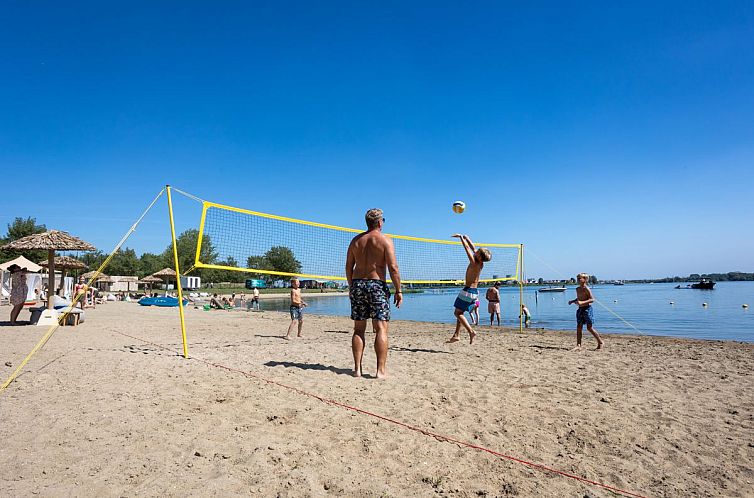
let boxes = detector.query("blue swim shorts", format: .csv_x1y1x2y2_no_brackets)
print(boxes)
290,305,304,321
576,305,594,327
350,279,391,321
454,286,479,313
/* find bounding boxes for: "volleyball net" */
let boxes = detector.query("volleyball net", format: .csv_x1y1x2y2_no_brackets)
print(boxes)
195,201,523,284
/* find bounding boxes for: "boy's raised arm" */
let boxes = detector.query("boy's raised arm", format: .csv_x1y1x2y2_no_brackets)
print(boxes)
452,234,475,262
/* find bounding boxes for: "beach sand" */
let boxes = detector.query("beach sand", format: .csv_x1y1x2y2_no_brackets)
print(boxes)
1,302,752,497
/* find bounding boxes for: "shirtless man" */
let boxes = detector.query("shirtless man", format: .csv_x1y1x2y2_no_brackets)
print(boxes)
345,208,402,379
485,281,501,326
447,234,491,344
568,273,604,350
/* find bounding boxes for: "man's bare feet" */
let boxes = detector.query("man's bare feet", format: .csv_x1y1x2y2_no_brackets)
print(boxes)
297,334,302,337
570,345,582,351
595,342,604,350
446,336,460,343
376,371,387,379
353,370,362,378
469,330,476,344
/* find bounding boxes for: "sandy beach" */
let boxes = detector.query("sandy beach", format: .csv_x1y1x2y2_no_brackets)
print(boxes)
1,302,753,497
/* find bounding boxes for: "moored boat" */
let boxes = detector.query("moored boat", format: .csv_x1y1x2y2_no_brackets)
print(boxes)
538,287,567,293
138,296,190,307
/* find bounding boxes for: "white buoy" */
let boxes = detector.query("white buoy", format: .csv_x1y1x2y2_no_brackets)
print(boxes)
669,301,674,305
744,304,749,309
614,299,618,303
702,303,708,307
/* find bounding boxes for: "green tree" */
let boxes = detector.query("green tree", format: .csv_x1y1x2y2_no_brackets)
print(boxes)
0,217,48,262
263,246,302,280
139,252,166,277
589,275,598,285
107,248,140,276
161,229,218,278
81,250,107,271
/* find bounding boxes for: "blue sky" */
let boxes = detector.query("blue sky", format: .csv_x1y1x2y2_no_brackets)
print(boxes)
1,1,753,280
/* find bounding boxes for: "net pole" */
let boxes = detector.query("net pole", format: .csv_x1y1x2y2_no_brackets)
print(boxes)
166,185,189,359
518,244,524,333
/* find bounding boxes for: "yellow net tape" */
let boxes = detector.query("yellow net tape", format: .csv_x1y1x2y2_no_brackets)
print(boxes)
195,201,522,284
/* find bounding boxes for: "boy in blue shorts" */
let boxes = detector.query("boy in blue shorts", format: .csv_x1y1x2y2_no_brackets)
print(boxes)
447,234,491,344
568,273,604,350
284,278,308,339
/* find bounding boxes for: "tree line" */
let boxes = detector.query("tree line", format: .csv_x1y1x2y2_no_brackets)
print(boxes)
1,218,301,284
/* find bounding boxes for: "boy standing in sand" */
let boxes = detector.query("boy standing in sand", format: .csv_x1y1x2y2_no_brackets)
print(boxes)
447,234,491,344
285,277,308,339
568,273,604,349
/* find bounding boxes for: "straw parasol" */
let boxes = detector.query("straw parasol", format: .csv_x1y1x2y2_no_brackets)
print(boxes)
1,230,96,310
138,275,162,293
152,267,177,294
81,270,108,281
39,256,87,292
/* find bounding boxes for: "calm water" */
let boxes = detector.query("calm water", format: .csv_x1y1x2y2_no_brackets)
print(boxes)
262,282,754,342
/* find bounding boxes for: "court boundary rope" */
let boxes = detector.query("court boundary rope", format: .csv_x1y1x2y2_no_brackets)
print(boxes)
114,329,647,498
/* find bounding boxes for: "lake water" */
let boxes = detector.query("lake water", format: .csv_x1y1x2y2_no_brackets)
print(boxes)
261,282,754,343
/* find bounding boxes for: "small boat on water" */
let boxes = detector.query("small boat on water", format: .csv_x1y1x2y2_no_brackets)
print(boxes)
138,296,190,307
691,279,715,290
675,279,716,290
538,287,567,293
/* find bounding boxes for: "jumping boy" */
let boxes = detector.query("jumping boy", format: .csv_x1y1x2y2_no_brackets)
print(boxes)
447,234,492,344
568,273,604,350
285,277,308,339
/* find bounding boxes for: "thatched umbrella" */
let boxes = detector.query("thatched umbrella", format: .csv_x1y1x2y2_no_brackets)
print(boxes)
138,275,162,294
152,267,177,295
1,230,95,310
81,270,107,281
39,256,87,294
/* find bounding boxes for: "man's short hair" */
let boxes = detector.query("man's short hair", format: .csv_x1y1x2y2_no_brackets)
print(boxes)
493,281,500,287
365,208,383,229
477,248,492,262
577,273,589,280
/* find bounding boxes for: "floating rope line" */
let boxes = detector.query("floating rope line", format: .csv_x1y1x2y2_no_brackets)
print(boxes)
113,329,647,498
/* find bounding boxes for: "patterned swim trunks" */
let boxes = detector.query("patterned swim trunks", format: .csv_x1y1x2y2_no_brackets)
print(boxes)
350,279,391,321
454,287,479,313
576,305,594,327
290,305,304,320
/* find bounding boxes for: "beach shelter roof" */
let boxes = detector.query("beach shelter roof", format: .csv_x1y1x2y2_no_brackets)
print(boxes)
1,230,95,310
39,256,87,270
0,255,43,273
81,271,109,280
1,230,96,251
138,275,162,283
152,268,177,279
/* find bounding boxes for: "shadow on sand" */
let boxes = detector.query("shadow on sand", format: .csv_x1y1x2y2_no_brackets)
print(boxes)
264,360,356,376
389,346,452,354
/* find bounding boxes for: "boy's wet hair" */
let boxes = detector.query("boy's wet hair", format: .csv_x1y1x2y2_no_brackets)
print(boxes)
577,273,589,280
477,248,492,262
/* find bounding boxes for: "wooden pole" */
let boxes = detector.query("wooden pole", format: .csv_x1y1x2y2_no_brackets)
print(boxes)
47,249,55,310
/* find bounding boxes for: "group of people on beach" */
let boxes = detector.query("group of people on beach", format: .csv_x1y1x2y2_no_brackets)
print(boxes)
349,209,604,376
283,208,603,379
